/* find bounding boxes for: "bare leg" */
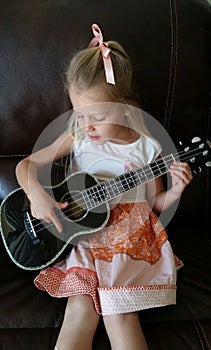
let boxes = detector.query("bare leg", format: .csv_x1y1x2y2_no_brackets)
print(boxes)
103,312,148,350
55,295,100,350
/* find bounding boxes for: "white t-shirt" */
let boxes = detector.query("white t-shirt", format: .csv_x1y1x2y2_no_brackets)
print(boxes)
73,135,162,204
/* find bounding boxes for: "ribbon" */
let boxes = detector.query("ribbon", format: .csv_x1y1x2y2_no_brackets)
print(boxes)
88,23,115,85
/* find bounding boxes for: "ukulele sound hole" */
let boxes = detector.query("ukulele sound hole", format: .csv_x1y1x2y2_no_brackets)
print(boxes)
62,191,87,222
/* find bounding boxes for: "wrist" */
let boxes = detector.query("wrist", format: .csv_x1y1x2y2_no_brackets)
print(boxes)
167,188,181,202
26,183,45,202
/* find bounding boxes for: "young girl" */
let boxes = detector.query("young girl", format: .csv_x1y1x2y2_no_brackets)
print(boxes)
16,24,193,350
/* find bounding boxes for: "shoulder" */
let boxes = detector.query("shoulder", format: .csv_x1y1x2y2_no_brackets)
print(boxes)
141,134,161,150
138,135,162,162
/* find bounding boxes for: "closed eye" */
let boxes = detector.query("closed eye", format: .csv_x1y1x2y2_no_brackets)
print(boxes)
76,113,107,123
93,116,106,122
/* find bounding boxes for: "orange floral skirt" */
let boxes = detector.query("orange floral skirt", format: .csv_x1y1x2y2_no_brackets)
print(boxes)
89,201,168,263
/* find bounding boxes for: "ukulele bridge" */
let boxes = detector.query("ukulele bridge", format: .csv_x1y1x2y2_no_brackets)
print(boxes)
23,209,41,245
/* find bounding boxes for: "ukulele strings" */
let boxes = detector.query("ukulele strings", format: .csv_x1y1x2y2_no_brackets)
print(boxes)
46,147,196,209
30,146,205,233
54,146,204,214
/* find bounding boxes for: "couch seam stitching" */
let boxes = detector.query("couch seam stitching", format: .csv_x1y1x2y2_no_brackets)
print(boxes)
197,320,211,350
163,0,178,132
193,320,207,350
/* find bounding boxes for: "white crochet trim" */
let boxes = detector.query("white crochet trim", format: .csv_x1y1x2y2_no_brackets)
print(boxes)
98,285,176,315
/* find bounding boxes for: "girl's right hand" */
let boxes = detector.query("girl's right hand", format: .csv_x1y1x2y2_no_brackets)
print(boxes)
28,188,69,233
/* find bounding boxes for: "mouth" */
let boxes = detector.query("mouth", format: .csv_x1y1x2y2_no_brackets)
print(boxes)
89,135,101,141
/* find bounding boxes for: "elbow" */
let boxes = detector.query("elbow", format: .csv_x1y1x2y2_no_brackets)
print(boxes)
15,157,30,181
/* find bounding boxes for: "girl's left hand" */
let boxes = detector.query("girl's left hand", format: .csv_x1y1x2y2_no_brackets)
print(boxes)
169,161,193,194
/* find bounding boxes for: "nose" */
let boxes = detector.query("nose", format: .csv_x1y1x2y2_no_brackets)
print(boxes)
83,117,95,132
83,120,95,132
77,114,96,132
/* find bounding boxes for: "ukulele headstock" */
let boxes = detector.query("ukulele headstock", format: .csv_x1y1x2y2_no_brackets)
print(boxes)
177,136,211,175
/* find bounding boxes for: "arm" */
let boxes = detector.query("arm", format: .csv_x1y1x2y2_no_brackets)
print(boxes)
16,131,74,232
147,161,193,212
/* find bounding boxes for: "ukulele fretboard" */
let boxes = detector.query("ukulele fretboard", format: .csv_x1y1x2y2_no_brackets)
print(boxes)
82,154,178,210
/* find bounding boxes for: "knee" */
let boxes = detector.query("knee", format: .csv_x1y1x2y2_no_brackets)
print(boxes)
65,295,100,336
103,312,138,328
65,295,97,319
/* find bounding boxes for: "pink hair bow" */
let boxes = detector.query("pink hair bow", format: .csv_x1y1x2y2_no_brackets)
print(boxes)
88,23,115,85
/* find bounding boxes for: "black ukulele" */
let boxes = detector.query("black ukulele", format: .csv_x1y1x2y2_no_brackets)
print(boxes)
0,137,210,270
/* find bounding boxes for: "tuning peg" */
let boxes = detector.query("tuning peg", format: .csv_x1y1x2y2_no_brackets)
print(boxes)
193,167,202,174
193,166,203,175
190,157,196,163
192,136,201,143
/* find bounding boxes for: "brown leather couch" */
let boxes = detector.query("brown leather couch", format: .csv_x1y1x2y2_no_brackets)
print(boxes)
0,1,210,349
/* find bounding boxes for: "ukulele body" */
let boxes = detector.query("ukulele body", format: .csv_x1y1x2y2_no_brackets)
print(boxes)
0,172,110,270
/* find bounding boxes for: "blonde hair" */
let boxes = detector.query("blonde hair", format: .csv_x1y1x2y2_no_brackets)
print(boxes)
66,39,152,139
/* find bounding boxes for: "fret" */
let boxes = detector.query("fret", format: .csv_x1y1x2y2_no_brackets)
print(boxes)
82,190,96,210
81,193,92,210
149,163,161,177
155,158,168,174
140,166,152,182
114,177,125,193
100,183,110,200
149,159,167,177
162,154,175,170
105,179,122,198
80,191,92,210
118,172,137,192
135,168,148,184
85,183,109,208
145,164,155,179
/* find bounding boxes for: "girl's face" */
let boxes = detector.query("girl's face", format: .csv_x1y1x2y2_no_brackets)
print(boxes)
69,86,131,144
